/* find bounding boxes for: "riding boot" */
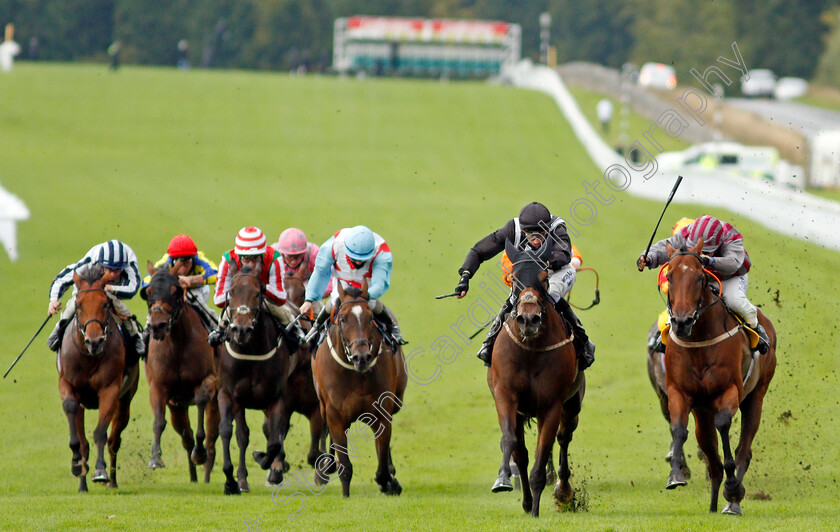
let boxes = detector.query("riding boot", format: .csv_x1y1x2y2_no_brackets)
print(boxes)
478,299,514,367
140,327,151,360
375,306,408,346
749,322,771,354
554,298,595,370
47,318,70,352
304,306,329,346
648,330,666,354
207,323,228,347
125,333,143,369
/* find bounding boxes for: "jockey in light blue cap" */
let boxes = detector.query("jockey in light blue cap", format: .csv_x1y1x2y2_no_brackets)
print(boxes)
299,225,407,345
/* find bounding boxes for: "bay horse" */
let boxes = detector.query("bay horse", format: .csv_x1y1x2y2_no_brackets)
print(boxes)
141,261,220,483
57,263,139,492
312,280,407,497
275,268,328,474
217,262,291,495
488,239,584,517
663,238,777,515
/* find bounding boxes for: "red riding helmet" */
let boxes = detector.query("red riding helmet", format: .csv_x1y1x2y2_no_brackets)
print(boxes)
277,228,308,255
167,234,197,258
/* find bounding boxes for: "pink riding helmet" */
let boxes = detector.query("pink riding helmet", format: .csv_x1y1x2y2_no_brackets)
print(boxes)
277,228,308,255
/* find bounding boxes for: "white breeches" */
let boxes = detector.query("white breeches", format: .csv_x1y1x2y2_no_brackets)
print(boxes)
720,274,757,327
547,264,577,304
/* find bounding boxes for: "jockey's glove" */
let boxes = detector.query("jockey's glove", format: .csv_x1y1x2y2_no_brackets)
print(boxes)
699,255,712,268
455,272,471,295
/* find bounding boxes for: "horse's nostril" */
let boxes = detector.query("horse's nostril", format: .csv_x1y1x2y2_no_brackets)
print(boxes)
529,315,541,327
516,316,526,326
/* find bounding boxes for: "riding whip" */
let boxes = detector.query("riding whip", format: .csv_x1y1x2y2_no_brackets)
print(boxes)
435,291,460,299
4,314,52,379
642,175,683,263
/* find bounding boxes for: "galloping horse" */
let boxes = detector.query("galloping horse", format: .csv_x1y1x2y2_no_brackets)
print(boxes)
217,263,291,494
142,262,220,483
663,239,777,515
312,281,407,497
57,264,139,492
488,240,584,517
278,269,328,473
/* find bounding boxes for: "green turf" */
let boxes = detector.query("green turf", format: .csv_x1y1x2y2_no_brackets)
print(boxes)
0,63,838,531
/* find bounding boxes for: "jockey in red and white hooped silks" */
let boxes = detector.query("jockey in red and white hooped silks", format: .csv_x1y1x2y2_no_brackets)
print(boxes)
298,225,407,345
637,214,771,354
207,226,306,349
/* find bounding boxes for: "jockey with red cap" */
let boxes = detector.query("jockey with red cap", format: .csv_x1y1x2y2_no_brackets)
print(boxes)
46,240,145,368
140,235,220,348
207,226,306,350
455,202,595,369
637,214,770,354
299,225,407,346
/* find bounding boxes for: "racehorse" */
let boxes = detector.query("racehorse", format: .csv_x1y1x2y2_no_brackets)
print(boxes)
488,240,584,517
663,238,777,515
277,269,328,474
312,280,407,497
141,261,220,483
57,263,139,492
217,263,291,495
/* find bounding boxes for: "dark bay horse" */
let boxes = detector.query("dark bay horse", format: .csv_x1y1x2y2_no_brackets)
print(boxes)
141,261,220,483
663,238,777,515
312,281,407,497
277,269,327,473
217,263,291,495
57,264,139,492
488,240,584,517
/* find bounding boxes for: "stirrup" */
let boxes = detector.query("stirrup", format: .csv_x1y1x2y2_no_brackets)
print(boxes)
477,343,492,367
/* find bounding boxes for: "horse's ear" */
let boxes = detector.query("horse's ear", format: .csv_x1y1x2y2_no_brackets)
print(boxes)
692,237,705,255
361,278,369,299
147,260,156,276
73,270,81,286
140,285,149,301
538,270,548,286
666,242,675,258
338,280,346,300
504,238,517,262
170,283,183,300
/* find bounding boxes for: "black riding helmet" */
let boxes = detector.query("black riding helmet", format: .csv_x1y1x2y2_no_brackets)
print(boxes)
519,202,551,231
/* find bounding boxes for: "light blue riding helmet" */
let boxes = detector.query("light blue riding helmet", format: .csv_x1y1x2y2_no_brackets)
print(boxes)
344,225,376,262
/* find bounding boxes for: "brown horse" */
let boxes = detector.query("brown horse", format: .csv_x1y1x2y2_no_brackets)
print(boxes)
141,261,220,483
57,263,139,492
663,238,777,515
488,239,584,517
312,281,407,497
217,263,291,494
277,269,328,472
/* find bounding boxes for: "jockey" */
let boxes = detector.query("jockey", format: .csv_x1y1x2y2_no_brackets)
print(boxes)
207,226,306,350
455,201,595,369
276,227,332,307
46,240,145,368
298,225,407,346
141,234,219,344
637,214,771,354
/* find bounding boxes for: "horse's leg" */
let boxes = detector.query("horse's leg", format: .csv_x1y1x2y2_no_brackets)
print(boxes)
60,381,88,490
313,396,335,487
147,382,167,469
528,407,562,518
735,386,768,482
666,386,692,489
92,385,120,483
106,381,135,489
715,386,746,515
307,408,327,468
169,404,197,482
492,391,518,494
324,404,353,497
693,408,722,512
203,392,220,483
191,373,216,467
373,418,401,495
217,388,240,495
259,399,288,486
75,407,89,493
512,414,532,513
555,388,582,509
235,409,250,493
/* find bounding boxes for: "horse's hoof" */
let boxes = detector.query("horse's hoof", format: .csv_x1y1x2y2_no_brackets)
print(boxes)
147,457,165,469
554,481,575,505
491,476,514,493
666,472,687,490
239,478,250,493
191,446,207,466
92,469,109,483
314,471,328,486
224,480,241,495
252,450,270,470
380,477,401,496
107,481,118,489
282,460,290,473
71,458,87,478
722,502,742,516
267,468,283,486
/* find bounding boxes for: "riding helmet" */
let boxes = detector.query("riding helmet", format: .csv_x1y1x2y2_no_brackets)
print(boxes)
167,234,198,258
277,228,308,255
235,226,267,256
344,225,376,261
519,202,552,231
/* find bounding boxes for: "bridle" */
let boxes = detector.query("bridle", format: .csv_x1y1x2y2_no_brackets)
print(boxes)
665,251,723,327
74,287,111,356
224,272,265,332
334,297,374,361
147,280,184,335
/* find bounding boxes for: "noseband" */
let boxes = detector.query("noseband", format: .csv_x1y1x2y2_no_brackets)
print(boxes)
666,251,722,324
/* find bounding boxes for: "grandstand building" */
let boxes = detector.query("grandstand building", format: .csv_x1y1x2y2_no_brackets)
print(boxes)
333,16,521,79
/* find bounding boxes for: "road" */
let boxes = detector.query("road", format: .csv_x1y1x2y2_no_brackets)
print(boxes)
727,98,840,138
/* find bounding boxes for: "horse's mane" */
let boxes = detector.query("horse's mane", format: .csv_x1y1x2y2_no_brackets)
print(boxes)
343,286,364,299
78,263,104,283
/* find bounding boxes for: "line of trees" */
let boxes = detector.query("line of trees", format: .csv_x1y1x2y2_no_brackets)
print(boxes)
0,0,837,82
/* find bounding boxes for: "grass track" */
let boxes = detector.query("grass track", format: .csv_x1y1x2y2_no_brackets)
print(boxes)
0,63,838,531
